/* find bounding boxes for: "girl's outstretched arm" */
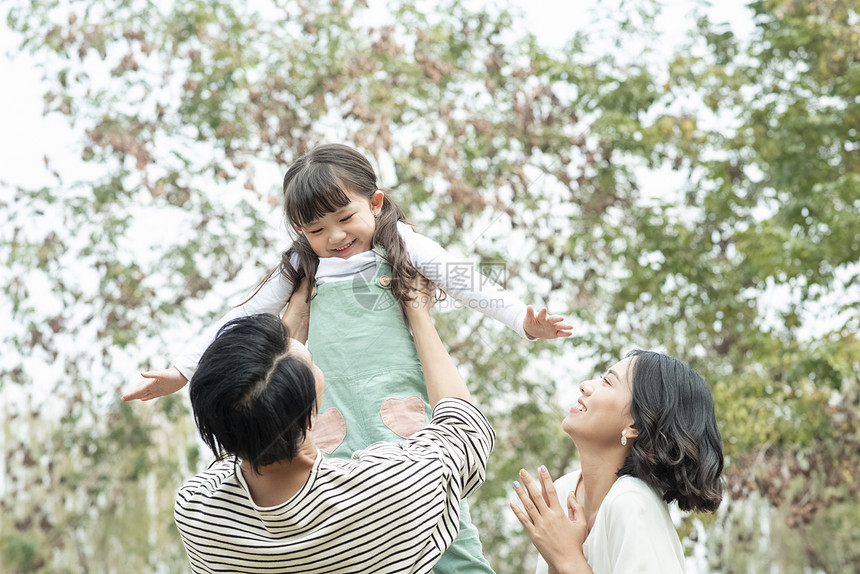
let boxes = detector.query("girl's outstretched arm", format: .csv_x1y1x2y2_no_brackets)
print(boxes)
523,305,574,340
398,223,573,340
121,367,188,402
172,265,296,382
123,267,299,402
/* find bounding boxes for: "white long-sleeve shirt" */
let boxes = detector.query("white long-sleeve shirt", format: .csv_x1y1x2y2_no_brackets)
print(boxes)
175,398,494,574
535,470,686,574
174,221,530,380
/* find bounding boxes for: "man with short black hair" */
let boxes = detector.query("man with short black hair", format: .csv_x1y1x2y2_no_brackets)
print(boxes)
174,282,494,573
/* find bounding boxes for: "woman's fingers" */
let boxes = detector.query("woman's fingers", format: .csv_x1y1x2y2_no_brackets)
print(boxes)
509,500,533,532
537,465,558,507
519,468,550,512
512,472,543,527
512,466,568,530
567,491,580,517
566,491,589,538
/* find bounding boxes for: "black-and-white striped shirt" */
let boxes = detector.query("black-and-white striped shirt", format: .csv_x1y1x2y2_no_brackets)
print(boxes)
175,398,494,573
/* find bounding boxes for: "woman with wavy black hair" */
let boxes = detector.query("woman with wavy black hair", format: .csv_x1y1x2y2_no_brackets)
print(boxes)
511,350,724,573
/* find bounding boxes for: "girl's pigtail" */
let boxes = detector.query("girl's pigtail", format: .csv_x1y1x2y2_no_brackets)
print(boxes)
372,195,419,305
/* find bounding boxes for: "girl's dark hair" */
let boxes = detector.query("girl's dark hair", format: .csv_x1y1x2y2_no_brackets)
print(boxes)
189,314,317,474
618,350,724,513
280,143,418,305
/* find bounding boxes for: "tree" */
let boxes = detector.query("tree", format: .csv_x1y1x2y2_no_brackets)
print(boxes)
663,1,860,570
2,0,857,572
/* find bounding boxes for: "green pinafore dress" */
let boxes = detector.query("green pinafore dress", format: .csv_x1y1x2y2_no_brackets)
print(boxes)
307,249,494,574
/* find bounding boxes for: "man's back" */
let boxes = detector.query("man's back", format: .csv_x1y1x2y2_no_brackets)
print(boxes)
175,399,494,574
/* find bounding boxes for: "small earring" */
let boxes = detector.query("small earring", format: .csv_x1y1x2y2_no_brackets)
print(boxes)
621,430,627,446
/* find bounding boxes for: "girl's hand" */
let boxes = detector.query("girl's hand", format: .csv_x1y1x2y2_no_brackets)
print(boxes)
121,367,188,402
510,467,591,574
523,306,574,339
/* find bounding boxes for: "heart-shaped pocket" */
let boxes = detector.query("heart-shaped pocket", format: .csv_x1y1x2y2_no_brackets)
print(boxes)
380,396,426,439
313,408,346,454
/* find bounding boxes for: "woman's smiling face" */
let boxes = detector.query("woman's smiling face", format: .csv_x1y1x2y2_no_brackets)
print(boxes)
562,356,636,447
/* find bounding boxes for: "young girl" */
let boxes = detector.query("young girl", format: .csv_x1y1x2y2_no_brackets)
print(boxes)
124,143,572,573
511,350,724,573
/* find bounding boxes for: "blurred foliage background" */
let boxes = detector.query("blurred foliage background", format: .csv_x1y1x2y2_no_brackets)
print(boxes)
1,0,858,572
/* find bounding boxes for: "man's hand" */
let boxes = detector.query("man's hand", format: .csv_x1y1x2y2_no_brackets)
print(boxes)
523,306,574,340
401,273,437,317
282,277,311,344
121,366,189,402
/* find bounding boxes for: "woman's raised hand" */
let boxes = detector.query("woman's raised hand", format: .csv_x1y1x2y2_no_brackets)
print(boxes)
510,467,591,574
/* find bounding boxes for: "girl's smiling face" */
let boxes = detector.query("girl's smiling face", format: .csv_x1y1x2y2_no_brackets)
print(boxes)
298,190,383,259
563,356,637,447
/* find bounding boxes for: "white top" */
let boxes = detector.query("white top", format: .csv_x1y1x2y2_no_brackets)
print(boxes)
175,398,494,574
535,470,686,574
174,221,530,380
